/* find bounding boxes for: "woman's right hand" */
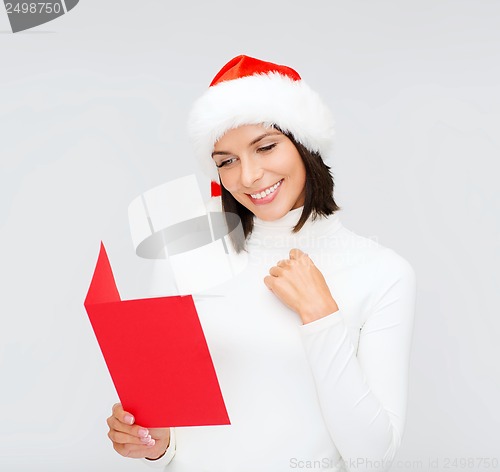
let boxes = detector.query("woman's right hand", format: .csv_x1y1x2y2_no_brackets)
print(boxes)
107,403,171,460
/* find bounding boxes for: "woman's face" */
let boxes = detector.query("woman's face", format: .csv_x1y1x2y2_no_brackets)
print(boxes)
212,124,307,221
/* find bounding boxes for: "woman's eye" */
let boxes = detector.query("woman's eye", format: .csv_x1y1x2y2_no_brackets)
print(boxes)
216,158,236,168
257,143,277,153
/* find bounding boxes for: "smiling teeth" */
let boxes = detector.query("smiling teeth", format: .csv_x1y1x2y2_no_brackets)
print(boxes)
250,180,282,199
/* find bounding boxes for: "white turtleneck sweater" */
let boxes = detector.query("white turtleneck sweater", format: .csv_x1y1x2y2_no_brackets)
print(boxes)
143,203,417,472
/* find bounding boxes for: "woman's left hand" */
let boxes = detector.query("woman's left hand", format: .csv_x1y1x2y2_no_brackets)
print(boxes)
263,248,339,324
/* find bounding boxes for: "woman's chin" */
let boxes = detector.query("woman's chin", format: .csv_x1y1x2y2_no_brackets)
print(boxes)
250,202,291,221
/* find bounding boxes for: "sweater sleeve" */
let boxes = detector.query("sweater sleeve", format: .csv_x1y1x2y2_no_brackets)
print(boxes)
298,251,417,471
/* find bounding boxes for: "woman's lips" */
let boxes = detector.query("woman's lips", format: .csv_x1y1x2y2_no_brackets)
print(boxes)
246,179,284,205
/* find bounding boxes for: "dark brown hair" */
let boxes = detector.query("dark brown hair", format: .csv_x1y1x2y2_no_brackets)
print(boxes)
219,127,341,253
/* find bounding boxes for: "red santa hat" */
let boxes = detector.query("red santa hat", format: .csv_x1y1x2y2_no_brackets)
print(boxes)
187,55,336,193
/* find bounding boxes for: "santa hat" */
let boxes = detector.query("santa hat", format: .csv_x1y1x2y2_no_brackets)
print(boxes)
187,55,336,193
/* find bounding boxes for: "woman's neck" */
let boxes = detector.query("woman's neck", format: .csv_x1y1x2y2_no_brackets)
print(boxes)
252,205,306,229
247,206,343,252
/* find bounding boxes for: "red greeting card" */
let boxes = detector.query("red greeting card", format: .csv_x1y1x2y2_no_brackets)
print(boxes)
84,242,230,428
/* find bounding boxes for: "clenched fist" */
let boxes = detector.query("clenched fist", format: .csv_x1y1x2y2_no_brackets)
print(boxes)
264,248,339,324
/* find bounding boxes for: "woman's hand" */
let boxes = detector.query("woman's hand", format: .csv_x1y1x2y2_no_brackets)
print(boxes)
264,248,339,324
107,403,171,460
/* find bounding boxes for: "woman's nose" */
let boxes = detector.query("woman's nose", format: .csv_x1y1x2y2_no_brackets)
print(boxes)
239,157,263,188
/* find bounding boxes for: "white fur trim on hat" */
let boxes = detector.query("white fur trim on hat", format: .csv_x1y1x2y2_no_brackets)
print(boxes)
187,72,335,181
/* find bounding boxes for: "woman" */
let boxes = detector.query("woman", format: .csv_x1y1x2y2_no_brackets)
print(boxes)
106,55,417,471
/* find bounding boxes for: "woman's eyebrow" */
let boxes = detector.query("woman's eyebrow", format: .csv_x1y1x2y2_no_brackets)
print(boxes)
248,131,282,147
212,150,231,158
212,131,282,158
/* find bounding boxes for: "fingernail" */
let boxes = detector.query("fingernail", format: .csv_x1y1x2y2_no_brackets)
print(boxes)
147,438,156,447
138,428,149,438
141,435,152,443
124,414,134,425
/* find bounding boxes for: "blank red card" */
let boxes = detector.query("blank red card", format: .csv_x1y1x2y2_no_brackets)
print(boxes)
84,242,230,428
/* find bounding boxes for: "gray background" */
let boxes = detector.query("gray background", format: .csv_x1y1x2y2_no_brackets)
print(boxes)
1,1,499,470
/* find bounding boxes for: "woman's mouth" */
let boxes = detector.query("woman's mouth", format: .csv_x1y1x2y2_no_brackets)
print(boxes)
246,178,284,205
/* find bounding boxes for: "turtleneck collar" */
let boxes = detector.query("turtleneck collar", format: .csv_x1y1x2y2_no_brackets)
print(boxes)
246,206,343,253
